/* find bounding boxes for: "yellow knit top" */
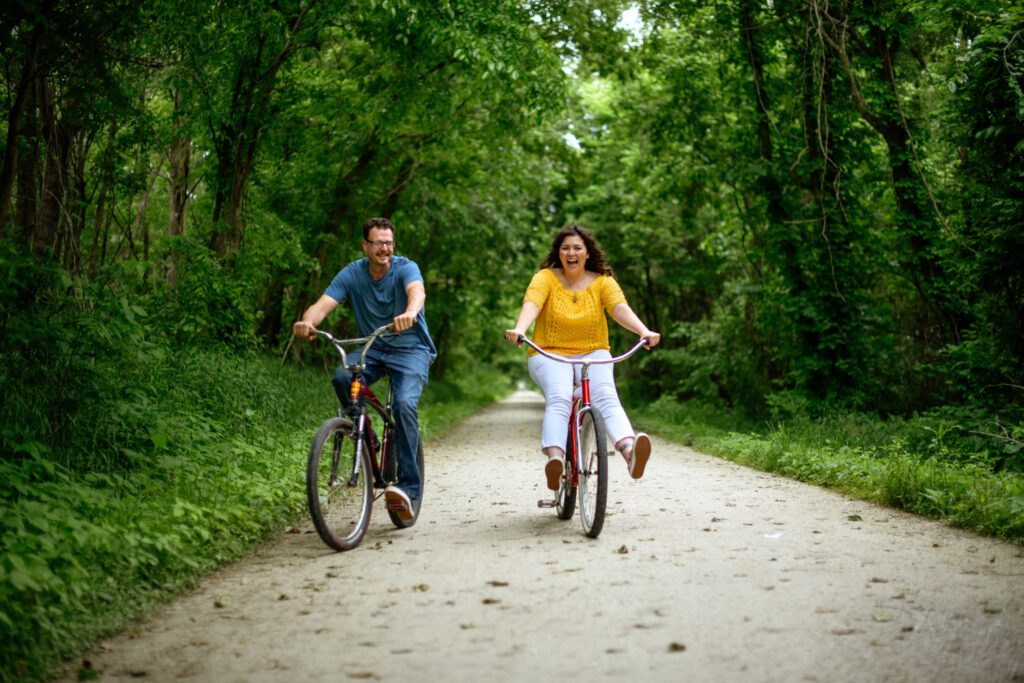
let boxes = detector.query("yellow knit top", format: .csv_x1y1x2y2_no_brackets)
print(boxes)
523,268,627,356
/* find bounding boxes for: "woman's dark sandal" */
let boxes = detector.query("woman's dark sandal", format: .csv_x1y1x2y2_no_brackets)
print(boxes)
545,457,563,490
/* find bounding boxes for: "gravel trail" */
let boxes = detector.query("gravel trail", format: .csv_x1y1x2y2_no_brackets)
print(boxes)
59,390,1024,682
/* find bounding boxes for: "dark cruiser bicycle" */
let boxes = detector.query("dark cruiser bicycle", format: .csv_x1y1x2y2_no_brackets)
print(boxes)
306,323,424,551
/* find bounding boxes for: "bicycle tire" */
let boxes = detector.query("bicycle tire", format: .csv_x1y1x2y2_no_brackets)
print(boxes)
577,408,608,538
387,430,425,529
306,417,373,551
556,420,577,520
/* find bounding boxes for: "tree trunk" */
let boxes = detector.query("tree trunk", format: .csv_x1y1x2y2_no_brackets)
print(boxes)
168,89,191,239
131,157,165,262
62,129,92,273
379,156,416,219
87,125,117,278
36,79,71,258
88,183,108,278
219,136,258,254
0,15,46,232
820,0,961,345
258,279,285,348
323,136,379,239
738,0,788,246
15,84,40,245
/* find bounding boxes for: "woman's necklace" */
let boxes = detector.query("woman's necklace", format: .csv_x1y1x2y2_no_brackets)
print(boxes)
565,275,581,303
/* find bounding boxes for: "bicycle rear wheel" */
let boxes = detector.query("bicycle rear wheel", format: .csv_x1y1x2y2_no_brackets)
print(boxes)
307,417,373,551
387,431,425,528
577,408,608,538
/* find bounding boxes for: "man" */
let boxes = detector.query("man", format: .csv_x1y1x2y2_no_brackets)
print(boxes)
294,217,435,521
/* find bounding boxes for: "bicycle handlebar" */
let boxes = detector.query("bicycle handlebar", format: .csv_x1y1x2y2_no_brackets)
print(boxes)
516,335,650,366
314,323,397,368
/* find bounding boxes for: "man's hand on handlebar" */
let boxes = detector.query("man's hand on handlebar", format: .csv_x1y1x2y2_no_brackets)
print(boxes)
293,320,317,340
393,311,416,333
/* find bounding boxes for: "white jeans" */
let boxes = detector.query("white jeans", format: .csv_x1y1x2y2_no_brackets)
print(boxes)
527,349,634,454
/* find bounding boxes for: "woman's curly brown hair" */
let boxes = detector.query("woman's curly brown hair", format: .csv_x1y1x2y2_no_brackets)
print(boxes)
540,224,615,277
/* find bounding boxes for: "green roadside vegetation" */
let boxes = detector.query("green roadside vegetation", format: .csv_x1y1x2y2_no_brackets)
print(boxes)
1,349,504,683
636,398,1024,543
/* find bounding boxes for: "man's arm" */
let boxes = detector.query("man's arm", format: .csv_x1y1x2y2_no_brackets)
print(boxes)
293,295,340,339
394,280,425,333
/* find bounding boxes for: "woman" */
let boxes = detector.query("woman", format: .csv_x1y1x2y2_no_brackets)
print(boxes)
504,224,661,490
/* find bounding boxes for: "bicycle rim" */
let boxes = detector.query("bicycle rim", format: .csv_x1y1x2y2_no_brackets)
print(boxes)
577,409,608,538
306,418,372,551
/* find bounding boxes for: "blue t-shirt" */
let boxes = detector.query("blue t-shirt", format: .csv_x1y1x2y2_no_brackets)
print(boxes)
324,256,437,360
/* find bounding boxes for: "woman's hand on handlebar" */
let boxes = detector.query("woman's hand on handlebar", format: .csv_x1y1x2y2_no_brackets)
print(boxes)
641,330,662,349
504,329,525,345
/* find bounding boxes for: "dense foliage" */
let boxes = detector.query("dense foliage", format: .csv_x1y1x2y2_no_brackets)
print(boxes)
573,1,1024,421
3,0,1020,415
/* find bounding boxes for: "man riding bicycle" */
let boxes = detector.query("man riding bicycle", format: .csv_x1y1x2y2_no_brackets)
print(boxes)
294,217,436,521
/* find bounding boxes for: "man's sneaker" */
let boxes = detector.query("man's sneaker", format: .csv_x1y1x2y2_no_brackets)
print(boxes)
384,486,415,521
545,456,563,491
629,433,651,480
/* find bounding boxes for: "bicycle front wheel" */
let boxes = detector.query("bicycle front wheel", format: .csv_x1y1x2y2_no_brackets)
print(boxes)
577,408,608,538
307,417,373,551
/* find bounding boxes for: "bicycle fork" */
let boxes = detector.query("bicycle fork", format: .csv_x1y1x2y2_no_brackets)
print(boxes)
345,375,367,488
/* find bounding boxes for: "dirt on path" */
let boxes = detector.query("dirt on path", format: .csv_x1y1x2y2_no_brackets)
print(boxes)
59,390,1024,683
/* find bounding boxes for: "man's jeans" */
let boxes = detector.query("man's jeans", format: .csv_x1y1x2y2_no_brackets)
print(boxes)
332,345,430,501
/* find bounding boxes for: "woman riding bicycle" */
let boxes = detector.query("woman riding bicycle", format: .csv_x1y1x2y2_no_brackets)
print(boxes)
504,224,661,490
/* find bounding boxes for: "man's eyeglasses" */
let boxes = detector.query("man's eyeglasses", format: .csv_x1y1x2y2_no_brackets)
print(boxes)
366,240,395,249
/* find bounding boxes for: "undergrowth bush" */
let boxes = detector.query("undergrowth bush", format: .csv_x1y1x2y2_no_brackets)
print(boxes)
0,343,501,683
636,396,1024,543
0,349,327,682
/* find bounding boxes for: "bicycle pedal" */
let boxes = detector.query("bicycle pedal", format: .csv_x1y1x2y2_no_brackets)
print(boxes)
537,499,557,508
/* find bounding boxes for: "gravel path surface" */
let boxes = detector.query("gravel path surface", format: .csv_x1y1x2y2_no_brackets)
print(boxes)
59,390,1024,682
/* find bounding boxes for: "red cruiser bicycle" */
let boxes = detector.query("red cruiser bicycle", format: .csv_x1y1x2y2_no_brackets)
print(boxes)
516,335,649,539
306,324,424,551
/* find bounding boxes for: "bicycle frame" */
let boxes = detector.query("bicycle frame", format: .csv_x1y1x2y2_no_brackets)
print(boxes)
517,336,649,477
317,324,398,491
